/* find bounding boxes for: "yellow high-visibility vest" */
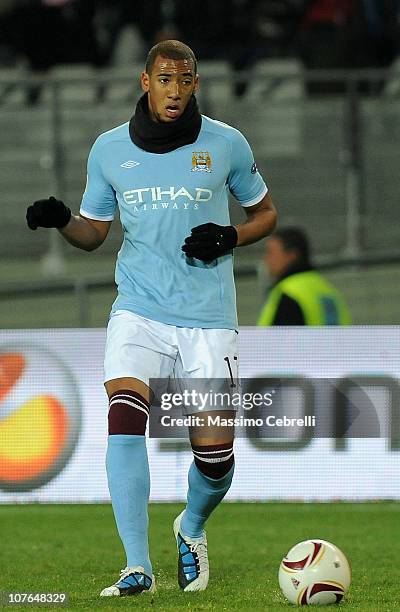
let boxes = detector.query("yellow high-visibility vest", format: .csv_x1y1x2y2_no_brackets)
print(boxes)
257,270,351,326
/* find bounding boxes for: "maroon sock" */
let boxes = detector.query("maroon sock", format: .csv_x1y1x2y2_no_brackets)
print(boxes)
191,442,234,479
108,389,149,435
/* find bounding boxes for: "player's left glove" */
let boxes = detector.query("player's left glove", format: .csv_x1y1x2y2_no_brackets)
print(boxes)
182,223,238,262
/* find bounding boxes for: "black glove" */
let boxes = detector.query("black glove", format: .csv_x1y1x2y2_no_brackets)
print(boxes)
26,196,71,230
182,223,238,262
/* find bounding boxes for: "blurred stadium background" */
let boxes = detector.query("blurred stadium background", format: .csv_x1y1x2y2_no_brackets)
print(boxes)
1,3,400,608
1,0,400,327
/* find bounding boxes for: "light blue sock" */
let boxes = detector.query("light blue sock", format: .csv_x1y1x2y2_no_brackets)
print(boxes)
106,434,151,576
181,462,234,538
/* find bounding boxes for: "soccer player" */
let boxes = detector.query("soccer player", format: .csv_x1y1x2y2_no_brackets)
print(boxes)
26,40,278,596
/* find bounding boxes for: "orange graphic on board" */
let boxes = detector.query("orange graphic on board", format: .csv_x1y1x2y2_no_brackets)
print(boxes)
0,345,81,492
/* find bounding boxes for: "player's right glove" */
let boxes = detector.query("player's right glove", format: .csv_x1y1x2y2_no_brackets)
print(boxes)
26,196,71,230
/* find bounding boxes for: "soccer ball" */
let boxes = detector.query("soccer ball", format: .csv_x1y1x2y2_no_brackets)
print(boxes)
278,539,351,605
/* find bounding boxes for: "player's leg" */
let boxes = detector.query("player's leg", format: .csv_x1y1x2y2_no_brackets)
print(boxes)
101,310,176,596
173,327,238,591
101,376,154,596
182,410,235,538
173,412,235,591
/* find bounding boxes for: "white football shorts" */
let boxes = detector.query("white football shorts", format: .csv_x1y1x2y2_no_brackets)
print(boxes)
104,310,239,414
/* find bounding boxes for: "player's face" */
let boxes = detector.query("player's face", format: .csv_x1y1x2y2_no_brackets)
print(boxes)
141,55,199,123
265,237,298,280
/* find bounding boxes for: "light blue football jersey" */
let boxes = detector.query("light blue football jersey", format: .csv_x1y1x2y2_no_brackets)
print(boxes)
80,115,268,329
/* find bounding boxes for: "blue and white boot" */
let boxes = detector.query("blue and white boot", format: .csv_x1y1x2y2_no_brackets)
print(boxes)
173,511,209,591
100,566,155,596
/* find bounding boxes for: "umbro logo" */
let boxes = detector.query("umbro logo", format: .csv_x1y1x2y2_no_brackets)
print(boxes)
121,160,140,168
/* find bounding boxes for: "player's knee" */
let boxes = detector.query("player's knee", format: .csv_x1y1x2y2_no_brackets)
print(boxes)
108,389,149,435
191,441,234,479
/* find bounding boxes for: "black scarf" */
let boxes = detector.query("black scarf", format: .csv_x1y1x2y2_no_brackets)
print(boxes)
129,93,202,154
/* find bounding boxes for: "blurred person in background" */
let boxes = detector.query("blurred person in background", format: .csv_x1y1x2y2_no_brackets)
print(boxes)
0,0,103,104
297,0,399,93
90,1,161,72
173,0,258,96
254,0,309,58
143,0,261,97
0,0,21,66
258,227,351,326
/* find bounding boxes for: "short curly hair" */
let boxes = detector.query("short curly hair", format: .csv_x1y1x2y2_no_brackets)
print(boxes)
145,40,197,75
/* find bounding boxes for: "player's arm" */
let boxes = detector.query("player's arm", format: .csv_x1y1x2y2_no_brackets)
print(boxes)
235,192,277,247
26,197,112,251
60,214,111,251
181,193,277,262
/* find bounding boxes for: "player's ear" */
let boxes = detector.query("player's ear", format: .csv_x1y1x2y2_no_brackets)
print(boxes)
193,75,199,94
141,71,150,92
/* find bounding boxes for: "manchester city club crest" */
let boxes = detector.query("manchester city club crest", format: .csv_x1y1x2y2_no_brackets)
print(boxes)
192,151,212,172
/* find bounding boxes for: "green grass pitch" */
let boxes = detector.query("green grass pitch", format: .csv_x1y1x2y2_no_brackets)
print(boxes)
0,502,399,610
